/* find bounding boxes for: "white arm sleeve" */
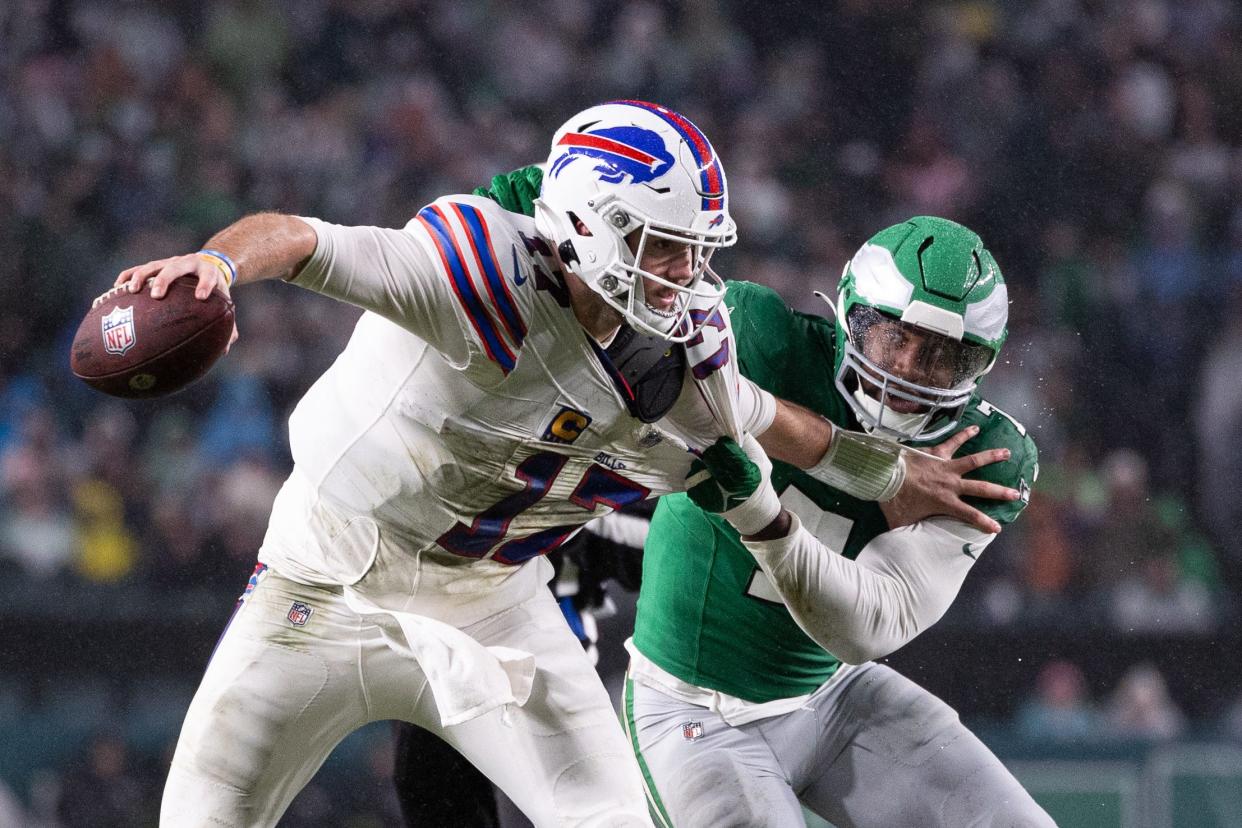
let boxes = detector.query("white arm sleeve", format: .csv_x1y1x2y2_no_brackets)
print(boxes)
743,515,993,664
738,375,777,436
293,216,472,366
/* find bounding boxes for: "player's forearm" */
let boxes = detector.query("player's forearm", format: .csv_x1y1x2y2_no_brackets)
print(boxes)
756,398,833,466
759,400,905,503
742,516,975,664
203,213,318,285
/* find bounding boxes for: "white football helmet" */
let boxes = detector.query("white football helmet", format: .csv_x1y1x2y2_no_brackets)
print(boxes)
534,100,737,342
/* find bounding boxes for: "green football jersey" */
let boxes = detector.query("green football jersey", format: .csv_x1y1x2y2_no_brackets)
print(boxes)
633,281,1038,704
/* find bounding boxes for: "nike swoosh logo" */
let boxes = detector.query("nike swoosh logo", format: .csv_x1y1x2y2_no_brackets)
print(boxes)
962,543,979,560
511,247,527,285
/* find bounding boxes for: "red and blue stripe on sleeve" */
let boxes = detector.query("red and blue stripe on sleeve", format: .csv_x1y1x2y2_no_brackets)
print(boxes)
416,202,527,373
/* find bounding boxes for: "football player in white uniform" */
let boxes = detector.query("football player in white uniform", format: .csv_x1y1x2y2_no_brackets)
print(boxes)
115,101,1017,827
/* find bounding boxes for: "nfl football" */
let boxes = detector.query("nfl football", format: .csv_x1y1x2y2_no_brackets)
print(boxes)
70,278,235,399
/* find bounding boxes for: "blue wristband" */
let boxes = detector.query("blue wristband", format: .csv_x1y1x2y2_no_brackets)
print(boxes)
197,248,238,286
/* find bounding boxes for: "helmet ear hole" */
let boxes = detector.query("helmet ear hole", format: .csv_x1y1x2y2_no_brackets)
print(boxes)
567,211,593,237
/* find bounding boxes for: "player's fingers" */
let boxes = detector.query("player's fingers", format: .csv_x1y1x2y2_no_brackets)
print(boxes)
193,269,217,300
950,447,1011,473
932,424,980,459
147,261,193,299
959,479,1021,503
225,322,239,354
119,259,167,293
950,502,1002,534
148,254,213,299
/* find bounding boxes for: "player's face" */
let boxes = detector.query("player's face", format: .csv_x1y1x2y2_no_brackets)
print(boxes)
856,316,959,413
626,231,694,314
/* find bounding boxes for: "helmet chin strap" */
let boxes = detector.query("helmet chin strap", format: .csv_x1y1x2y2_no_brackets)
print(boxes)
852,387,925,440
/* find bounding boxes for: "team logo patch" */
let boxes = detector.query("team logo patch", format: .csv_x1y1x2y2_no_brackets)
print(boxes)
550,125,675,185
101,305,136,356
510,246,527,285
287,601,313,627
681,721,705,742
542,406,592,445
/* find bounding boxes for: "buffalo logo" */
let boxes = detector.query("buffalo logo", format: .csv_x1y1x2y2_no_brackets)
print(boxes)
550,126,675,185
681,721,704,742
542,407,592,445
101,305,136,356
287,601,313,627
708,214,725,228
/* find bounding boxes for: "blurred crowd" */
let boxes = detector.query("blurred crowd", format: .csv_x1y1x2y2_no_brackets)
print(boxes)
4,0,1242,821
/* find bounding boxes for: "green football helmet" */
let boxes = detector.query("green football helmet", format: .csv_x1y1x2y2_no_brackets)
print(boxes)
832,216,1008,442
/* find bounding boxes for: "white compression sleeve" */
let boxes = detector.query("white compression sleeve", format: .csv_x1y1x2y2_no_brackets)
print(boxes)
742,515,993,665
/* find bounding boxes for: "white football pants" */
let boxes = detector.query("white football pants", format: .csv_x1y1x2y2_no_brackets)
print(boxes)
161,567,651,827
624,661,1054,828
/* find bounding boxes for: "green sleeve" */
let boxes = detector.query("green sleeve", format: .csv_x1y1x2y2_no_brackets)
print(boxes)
472,166,544,216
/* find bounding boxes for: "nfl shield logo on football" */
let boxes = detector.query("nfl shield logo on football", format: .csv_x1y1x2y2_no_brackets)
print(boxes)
681,721,704,742
101,305,136,356
287,601,313,627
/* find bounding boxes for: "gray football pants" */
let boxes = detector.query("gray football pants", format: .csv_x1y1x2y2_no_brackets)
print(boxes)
623,661,1054,828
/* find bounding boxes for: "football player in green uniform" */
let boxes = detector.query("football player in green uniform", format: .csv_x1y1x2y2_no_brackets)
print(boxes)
624,217,1052,827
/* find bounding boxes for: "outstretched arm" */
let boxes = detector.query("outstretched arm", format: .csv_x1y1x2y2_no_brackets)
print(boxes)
114,202,517,370
757,400,1016,534
116,213,316,299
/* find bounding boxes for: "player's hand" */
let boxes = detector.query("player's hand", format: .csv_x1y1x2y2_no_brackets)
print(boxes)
880,425,1019,534
686,435,783,536
115,254,239,352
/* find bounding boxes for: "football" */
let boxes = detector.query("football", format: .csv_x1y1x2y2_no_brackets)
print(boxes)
70,277,235,399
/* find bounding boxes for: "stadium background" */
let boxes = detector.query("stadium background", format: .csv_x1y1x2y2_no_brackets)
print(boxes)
2,0,1242,825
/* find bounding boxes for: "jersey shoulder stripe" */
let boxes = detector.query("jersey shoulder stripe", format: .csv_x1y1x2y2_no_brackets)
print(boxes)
415,202,518,374
453,202,527,345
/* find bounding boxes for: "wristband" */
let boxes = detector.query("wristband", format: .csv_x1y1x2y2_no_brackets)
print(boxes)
721,477,783,536
197,249,238,286
807,428,907,502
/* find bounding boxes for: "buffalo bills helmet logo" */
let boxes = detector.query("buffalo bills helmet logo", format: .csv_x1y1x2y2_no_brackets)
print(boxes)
549,126,675,185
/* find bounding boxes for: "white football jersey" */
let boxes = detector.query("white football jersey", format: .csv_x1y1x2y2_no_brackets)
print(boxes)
259,195,772,624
